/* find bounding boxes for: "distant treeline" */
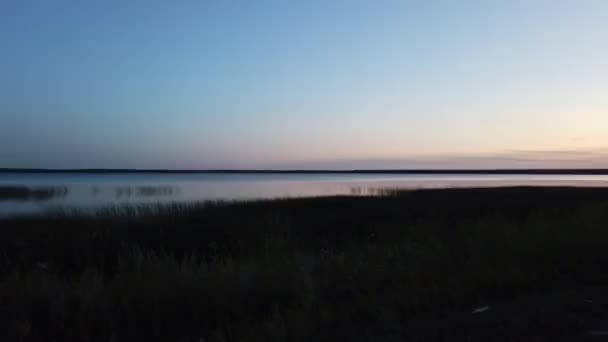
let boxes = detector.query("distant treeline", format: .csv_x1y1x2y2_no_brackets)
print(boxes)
2,168,608,175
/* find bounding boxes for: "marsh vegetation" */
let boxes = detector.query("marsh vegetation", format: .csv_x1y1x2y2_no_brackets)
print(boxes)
1,187,608,341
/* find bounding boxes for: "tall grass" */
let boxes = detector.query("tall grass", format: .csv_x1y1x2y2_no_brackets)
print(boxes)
1,187,608,341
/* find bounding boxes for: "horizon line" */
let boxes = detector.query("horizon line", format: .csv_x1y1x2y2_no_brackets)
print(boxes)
2,168,608,175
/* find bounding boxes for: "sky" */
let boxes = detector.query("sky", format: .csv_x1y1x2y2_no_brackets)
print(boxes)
1,0,607,169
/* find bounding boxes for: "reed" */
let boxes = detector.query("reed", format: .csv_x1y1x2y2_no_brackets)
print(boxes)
1,187,608,341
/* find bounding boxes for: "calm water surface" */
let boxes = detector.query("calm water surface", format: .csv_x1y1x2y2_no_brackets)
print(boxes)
2,172,608,217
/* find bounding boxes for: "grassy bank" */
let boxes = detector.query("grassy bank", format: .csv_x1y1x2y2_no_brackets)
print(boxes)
2,187,608,341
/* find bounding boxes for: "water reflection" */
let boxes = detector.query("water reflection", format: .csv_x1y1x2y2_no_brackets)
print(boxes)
114,186,178,198
1,173,608,217
0,186,68,201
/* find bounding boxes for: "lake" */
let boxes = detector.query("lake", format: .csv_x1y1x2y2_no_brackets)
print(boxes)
2,172,608,217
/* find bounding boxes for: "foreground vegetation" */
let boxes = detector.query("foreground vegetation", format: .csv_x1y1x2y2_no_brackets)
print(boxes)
2,187,608,341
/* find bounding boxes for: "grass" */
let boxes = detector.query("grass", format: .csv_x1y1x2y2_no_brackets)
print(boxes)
1,187,608,341
0,186,67,201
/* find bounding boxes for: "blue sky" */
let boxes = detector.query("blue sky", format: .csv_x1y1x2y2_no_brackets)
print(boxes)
1,0,607,169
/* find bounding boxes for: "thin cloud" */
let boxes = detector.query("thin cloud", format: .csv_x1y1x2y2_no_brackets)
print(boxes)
283,148,608,170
